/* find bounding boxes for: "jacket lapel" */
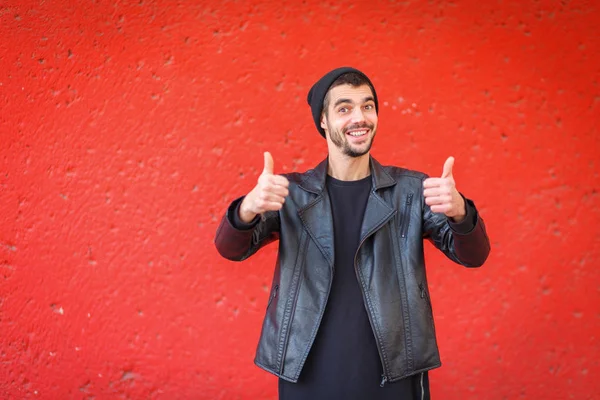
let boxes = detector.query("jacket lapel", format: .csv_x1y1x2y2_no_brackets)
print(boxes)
359,157,397,242
297,159,335,269
360,191,396,243
298,193,335,269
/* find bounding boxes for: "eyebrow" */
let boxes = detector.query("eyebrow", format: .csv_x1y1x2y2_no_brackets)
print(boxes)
333,96,375,107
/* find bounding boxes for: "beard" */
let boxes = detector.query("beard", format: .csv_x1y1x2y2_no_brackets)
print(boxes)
328,121,377,158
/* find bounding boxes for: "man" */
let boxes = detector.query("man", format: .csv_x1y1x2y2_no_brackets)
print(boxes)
214,67,490,399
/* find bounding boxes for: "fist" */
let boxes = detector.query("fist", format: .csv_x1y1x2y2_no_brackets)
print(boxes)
239,152,290,223
423,157,466,222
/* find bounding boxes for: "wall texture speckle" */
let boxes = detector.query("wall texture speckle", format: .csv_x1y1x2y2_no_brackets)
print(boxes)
1,0,598,399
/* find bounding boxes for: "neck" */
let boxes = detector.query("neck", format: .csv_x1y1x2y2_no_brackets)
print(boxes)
327,152,371,181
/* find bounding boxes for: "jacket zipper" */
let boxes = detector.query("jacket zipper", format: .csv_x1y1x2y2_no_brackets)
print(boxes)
306,267,334,376
267,284,279,310
419,283,430,307
420,372,425,400
354,210,397,387
380,374,387,387
277,233,310,376
400,193,413,238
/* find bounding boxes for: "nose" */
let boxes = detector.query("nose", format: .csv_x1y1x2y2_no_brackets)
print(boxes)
350,106,366,123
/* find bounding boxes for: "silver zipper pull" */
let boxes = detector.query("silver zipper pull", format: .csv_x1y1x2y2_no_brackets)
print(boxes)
380,375,387,387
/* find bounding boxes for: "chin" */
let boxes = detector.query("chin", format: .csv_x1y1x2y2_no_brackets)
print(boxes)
348,142,374,157
345,146,372,158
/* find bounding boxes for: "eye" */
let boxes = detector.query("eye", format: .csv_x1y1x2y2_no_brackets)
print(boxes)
364,104,374,111
338,107,349,114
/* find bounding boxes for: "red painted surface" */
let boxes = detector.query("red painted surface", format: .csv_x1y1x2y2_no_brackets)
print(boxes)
1,0,598,398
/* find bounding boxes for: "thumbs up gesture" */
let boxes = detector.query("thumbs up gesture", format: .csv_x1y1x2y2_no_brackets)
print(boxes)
239,152,290,223
423,157,466,222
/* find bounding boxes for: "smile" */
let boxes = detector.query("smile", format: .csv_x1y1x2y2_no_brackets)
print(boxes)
347,129,369,137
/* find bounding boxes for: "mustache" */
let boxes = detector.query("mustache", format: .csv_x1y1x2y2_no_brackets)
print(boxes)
343,123,374,134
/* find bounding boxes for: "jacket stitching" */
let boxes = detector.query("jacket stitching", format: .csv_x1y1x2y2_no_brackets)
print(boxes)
293,237,332,380
276,230,307,372
389,190,415,372
355,191,397,375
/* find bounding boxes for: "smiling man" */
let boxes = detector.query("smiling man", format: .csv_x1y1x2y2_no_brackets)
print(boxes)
215,67,491,399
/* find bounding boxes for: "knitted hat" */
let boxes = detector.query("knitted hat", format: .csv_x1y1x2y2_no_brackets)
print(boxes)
306,67,378,138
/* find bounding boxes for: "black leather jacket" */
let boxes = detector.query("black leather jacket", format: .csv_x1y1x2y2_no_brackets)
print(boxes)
215,157,490,384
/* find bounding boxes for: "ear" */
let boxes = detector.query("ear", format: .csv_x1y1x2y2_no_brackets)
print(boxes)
320,113,327,130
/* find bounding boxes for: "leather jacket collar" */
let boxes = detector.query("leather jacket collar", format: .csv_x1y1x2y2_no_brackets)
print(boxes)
298,156,397,194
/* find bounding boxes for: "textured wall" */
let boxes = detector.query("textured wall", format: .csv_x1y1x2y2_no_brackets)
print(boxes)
1,0,598,399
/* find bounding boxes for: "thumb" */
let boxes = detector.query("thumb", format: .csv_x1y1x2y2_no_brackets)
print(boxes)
441,156,454,178
263,151,274,175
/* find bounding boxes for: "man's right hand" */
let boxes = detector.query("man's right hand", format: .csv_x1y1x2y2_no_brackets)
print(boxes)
238,152,290,223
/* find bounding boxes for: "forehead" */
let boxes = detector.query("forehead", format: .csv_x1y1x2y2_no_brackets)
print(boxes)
327,84,374,106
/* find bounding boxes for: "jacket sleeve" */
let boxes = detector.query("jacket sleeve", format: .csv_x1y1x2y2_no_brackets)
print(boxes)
422,190,491,268
214,196,281,261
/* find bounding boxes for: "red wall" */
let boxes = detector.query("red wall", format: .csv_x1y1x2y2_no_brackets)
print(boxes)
1,0,598,398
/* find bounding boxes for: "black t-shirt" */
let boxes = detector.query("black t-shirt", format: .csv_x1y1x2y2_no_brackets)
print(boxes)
279,175,424,400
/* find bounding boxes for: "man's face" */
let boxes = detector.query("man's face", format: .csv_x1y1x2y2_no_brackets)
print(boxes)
321,84,378,158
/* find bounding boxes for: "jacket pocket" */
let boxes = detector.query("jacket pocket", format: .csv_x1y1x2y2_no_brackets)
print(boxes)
267,284,279,310
418,283,436,338
400,193,413,238
418,283,432,311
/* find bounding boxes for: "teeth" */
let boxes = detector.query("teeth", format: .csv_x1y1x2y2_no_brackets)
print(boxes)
348,130,367,137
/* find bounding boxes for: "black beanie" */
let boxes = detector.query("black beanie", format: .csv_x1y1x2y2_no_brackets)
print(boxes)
306,67,378,138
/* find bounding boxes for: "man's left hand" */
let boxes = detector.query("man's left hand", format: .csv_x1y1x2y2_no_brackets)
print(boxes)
423,156,466,223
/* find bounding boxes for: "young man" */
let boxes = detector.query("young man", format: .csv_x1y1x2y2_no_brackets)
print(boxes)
214,67,490,399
